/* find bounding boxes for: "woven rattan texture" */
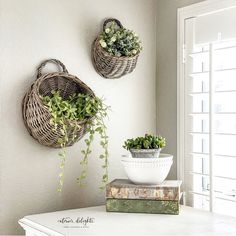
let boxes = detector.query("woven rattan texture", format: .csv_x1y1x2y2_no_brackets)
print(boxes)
92,18,139,79
22,59,95,148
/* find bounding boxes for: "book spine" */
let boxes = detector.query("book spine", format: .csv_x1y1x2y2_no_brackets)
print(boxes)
106,186,179,201
106,199,179,215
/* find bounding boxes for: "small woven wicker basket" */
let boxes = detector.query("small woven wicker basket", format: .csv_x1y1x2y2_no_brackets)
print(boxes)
92,18,140,79
22,59,95,148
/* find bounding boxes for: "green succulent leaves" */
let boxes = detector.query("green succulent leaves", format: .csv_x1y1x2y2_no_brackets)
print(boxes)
41,90,109,192
99,21,142,57
123,134,166,150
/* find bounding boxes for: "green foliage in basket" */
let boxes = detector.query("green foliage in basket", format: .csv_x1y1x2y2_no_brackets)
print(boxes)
99,21,142,57
41,91,109,192
123,134,166,150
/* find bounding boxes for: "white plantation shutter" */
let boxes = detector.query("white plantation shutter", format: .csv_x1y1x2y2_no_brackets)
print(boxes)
182,8,236,217
195,7,236,44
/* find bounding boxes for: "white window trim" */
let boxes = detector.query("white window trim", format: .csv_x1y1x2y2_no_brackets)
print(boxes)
177,0,236,189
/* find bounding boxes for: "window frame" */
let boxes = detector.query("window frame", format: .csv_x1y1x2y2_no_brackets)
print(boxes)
177,0,236,211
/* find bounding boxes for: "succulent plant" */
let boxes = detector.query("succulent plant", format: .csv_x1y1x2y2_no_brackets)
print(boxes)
123,134,166,150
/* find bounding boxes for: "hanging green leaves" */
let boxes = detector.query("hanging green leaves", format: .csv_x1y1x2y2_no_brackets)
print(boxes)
41,91,109,192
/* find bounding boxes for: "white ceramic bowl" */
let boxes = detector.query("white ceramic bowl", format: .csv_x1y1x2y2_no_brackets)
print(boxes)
121,153,173,185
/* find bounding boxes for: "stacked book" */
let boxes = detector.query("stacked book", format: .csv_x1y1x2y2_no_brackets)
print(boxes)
106,179,182,215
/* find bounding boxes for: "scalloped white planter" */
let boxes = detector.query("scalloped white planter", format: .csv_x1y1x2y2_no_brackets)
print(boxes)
121,154,173,185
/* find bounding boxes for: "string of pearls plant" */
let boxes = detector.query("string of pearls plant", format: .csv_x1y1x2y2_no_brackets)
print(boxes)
41,91,109,192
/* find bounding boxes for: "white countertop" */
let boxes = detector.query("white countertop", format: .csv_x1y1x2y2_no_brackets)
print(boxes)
19,205,236,236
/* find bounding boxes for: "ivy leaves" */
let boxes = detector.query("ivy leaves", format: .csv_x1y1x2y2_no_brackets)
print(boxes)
41,91,109,192
123,134,166,150
99,21,142,57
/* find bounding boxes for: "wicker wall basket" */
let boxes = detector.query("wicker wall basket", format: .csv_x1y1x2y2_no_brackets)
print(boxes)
22,59,95,148
92,18,140,79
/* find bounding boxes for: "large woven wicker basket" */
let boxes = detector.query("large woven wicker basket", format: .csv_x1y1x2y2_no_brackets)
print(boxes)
92,18,140,79
22,59,95,148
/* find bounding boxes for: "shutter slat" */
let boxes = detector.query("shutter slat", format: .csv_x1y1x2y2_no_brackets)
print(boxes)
189,191,236,203
188,171,236,181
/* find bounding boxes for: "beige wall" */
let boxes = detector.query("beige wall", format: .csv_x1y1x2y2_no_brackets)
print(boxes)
156,0,205,180
0,0,157,234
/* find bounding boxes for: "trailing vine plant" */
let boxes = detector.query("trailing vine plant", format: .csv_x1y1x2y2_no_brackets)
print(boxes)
41,91,109,192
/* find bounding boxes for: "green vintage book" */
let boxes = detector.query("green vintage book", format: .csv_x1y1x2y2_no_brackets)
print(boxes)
106,179,182,201
106,199,179,215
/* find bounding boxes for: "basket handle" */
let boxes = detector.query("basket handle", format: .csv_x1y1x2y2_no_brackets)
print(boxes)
103,18,123,31
37,59,68,78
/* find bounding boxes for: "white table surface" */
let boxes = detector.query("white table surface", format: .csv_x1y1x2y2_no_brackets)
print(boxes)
19,205,236,236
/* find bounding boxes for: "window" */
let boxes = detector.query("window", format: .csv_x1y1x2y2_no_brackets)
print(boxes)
178,1,236,217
